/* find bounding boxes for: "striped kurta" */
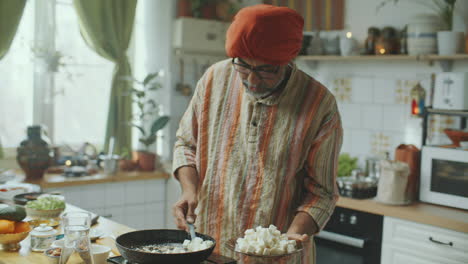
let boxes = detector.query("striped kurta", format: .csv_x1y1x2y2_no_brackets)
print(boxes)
173,59,342,264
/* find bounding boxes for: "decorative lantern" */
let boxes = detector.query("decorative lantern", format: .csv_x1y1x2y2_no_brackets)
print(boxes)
410,82,426,116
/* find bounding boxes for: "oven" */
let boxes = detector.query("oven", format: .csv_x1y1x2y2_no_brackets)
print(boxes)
315,207,383,264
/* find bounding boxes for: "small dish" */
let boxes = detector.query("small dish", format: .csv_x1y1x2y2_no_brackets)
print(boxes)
224,238,303,259
78,244,111,264
89,228,104,241
28,218,60,228
44,247,62,264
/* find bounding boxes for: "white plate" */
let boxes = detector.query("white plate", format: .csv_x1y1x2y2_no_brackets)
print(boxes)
0,183,41,201
90,228,105,241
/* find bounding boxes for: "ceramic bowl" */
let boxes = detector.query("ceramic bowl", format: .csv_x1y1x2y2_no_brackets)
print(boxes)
444,129,468,147
44,247,62,264
79,244,111,264
25,207,65,219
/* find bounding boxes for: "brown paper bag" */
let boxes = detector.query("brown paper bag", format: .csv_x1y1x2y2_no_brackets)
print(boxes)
395,144,420,202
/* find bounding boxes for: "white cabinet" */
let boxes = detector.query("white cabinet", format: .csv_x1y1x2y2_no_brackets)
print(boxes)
44,179,167,229
382,217,468,264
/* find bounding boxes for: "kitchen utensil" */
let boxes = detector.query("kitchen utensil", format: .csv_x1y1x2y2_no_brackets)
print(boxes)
224,237,303,259
107,254,237,264
60,211,94,264
115,229,216,264
337,175,378,199
187,222,196,240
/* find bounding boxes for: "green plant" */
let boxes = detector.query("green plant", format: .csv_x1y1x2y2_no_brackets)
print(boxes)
125,72,170,152
378,0,457,30
338,153,359,177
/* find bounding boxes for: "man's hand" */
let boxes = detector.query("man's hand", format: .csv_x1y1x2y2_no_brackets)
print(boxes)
286,233,310,243
172,191,198,231
172,166,199,231
286,211,318,243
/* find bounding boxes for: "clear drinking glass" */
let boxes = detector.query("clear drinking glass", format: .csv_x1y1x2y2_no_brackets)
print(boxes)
59,211,94,264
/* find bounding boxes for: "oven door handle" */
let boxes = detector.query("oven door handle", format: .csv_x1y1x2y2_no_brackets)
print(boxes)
315,230,366,248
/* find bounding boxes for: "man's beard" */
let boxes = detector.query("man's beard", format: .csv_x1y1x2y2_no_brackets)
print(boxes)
242,76,284,99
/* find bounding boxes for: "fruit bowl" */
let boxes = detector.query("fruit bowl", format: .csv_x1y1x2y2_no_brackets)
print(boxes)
0,228,31,251
444,129,468,147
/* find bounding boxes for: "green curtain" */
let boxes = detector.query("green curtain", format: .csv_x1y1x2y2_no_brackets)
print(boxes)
73,0,137,155
0,0,26,60
0,0,27,158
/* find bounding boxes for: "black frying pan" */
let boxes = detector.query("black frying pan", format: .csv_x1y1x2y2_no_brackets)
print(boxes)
115,229,216,264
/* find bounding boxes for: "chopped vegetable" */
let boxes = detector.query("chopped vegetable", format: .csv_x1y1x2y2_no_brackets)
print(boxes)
26,196,65,210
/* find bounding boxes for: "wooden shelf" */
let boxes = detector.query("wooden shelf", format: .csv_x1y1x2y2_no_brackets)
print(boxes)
296,54,468,71
296,54,468,61
425,108,468,117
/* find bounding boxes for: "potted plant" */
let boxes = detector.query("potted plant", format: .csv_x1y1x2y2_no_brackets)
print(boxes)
125,72,170,171
434,0,464,55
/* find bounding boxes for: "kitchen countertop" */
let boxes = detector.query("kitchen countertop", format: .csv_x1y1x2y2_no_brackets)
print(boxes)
0,204,134,264
337,197,468,233
24,170,170,189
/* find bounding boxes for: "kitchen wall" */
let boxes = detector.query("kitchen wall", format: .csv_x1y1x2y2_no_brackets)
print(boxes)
297,0,468,167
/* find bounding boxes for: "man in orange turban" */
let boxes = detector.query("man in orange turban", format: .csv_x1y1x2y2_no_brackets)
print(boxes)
173,4,342,264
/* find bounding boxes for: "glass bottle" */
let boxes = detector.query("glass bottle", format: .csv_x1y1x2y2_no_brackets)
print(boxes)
364,27,380,55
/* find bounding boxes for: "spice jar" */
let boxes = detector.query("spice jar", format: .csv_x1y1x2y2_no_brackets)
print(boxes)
375,27,399,55
30,223,57,252
364,27,380,55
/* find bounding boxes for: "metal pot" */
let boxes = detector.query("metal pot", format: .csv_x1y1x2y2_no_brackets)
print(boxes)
115,229,216,264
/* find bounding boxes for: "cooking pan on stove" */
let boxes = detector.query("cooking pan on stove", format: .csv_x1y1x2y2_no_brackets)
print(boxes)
115,229,216,264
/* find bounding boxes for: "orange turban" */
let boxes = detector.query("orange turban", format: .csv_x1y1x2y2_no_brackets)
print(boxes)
225,4,304,65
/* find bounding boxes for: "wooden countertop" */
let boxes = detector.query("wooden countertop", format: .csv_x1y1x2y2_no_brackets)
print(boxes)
337,197,468,233
0,205,133,264
25,170,170,189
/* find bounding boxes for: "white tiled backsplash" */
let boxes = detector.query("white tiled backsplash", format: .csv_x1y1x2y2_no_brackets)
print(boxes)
299,62,466,167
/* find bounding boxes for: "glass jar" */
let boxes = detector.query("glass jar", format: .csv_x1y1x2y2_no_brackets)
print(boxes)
364,27,380,54
30,223,57,252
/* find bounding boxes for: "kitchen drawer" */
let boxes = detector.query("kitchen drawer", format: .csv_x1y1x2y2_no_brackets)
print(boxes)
383,217,468,263
382,244,466,264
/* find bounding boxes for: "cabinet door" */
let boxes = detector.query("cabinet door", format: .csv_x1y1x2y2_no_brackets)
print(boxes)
144,202,165,229
382,245,465,264
124,204,146,230
104,206,125,224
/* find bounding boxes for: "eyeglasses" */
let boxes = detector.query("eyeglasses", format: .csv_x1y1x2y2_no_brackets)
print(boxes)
231,58,280,80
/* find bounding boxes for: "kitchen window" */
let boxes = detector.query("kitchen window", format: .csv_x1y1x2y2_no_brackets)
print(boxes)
0,0,112,151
